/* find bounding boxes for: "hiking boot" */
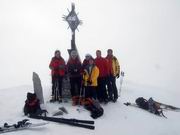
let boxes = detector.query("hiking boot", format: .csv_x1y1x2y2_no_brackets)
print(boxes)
108,97,113,102
58,96,62,103
98,99,104,103
112,98,118,103
104,99,109,104
50,95,55,102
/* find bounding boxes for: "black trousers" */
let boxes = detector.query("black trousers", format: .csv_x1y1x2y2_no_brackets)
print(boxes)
107,75,118,100
85,86,97,100
106,76,112,99
97,77,108,101
69,77,81,97
52,75,63,97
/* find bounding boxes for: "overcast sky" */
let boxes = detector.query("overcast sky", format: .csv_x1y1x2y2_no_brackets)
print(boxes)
0,0,179,93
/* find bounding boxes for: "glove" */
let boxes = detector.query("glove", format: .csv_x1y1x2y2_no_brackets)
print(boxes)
116,73,120,79
59,65,65,69
87,80,92,85
54,67,59,71
83,70,88,75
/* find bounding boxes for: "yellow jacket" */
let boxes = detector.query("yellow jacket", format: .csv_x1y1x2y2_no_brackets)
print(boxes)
106,56,120,77
112,57,120,76
83,65,99,86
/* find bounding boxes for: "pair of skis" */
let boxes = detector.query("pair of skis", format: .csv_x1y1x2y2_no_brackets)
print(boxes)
0,119,47,134
154,101,180,111
29,115,95,130
124,101,180,118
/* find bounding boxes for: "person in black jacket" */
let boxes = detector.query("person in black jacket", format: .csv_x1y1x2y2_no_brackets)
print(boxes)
67,50,82,100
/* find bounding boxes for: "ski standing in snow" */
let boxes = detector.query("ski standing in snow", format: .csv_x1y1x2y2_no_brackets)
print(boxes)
118,71,125,97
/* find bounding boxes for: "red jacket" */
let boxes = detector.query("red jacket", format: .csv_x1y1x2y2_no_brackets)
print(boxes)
49,57,66,76
94,57,109,77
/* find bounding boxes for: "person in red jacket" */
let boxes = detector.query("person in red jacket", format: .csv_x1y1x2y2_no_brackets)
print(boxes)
49,50,66,102
67,50,82,100
94,50,109,103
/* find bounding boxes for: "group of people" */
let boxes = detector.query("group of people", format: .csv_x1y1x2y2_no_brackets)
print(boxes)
49,49,120,104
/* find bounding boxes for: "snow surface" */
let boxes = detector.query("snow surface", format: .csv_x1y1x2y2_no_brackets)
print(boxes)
0,80,180,135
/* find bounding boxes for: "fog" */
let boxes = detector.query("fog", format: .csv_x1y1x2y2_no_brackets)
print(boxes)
0,0,179,93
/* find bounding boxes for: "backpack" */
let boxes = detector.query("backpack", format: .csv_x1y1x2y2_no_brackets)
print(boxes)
24,92,44,116
135,97,149,110
84,98,104,119
147,97,161,115
136,97,166,117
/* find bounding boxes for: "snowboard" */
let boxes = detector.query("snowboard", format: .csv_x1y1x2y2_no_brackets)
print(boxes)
33,72,44,104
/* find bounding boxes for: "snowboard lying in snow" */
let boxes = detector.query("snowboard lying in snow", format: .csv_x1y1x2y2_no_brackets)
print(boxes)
0,119,47,134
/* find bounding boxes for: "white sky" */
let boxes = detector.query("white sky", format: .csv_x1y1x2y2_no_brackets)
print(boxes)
0,0,180,92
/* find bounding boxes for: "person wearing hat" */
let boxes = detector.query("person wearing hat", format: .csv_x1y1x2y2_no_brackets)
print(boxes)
106,49,120,102
67,50,82,103
83,57,99,100
82,53,92,70
49,50,66,102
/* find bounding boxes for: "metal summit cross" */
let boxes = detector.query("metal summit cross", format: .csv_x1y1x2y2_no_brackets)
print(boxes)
63,3,82,60
61,3,82,99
